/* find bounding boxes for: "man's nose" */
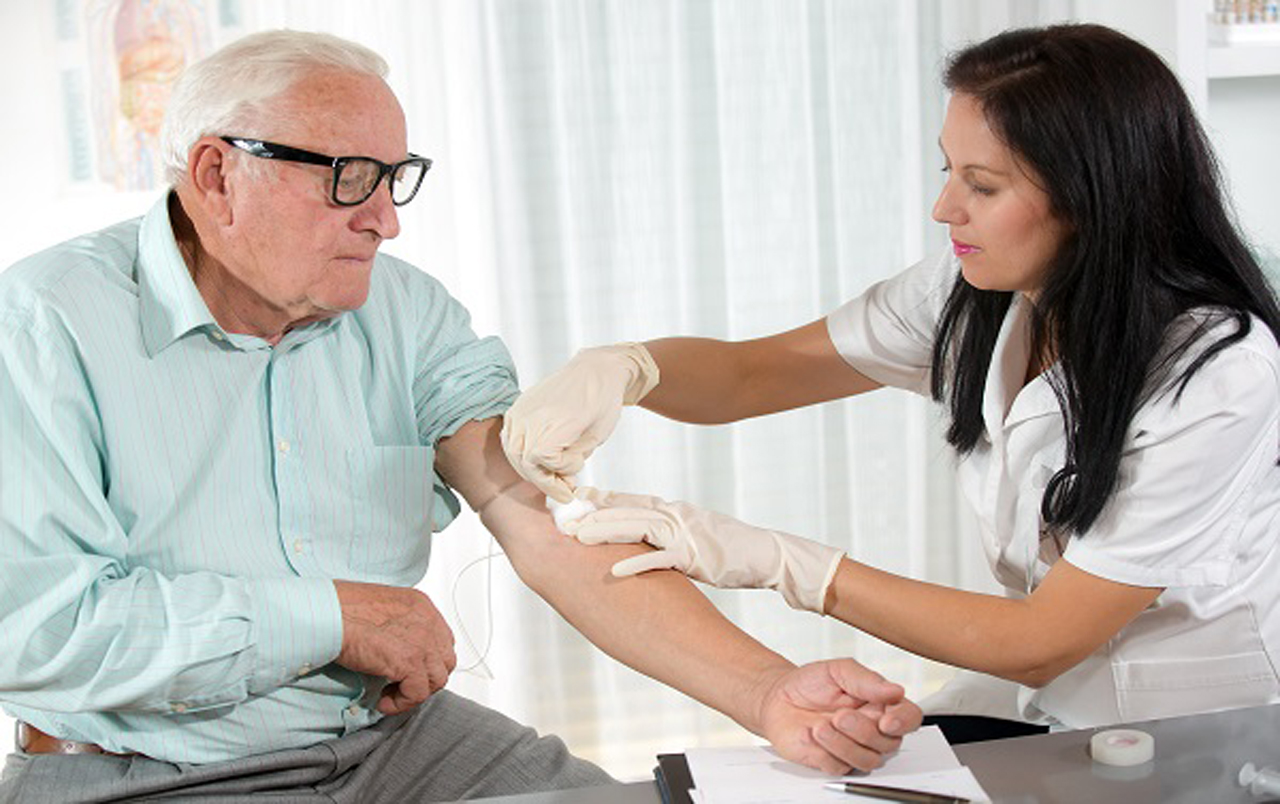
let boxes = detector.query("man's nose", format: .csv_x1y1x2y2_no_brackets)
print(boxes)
354,181,401,240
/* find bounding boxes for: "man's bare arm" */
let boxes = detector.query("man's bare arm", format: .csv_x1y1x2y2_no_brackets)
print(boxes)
436,417,920,773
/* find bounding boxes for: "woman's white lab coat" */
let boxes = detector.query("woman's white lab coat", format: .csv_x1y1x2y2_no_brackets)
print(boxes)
826,251,1280,728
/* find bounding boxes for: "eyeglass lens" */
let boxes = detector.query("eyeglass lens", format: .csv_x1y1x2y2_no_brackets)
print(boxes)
334,158,426,206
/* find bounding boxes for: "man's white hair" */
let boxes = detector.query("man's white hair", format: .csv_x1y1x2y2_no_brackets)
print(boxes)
160,30,389,186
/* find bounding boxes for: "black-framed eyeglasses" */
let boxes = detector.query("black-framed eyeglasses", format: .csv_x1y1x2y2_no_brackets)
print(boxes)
221,136,432,207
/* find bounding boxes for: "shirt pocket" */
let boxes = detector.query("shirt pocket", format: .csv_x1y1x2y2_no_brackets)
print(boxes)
1113,651,1279,723
345,446,436,584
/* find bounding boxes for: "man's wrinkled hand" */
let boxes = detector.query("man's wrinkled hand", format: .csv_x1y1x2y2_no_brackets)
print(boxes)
333,581,457,715
755,659,922,775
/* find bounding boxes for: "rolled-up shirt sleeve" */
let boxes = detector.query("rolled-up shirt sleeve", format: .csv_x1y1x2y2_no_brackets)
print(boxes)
403,269,519,530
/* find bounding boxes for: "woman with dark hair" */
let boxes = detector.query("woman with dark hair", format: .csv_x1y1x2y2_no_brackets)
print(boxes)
501,24,1280,742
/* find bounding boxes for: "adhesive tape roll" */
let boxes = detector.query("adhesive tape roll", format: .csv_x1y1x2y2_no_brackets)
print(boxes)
1091,729,1155,766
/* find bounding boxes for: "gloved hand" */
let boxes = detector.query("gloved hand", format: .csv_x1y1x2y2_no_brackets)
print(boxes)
501,343,659,503
563,487,844,613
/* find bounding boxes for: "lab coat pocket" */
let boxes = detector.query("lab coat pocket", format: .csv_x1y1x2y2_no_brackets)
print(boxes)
346,446,436,584
1114,651,1278,722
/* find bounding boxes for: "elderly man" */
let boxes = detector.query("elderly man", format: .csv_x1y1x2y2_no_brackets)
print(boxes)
0,30,920,803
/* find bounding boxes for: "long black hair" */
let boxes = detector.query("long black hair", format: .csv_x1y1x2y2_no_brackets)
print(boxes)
928,24,1280,537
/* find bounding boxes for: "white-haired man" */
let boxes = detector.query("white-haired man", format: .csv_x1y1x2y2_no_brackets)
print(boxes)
0,30,920,803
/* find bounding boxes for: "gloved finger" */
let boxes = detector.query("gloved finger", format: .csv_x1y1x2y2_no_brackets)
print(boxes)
544,473,578,505
577,486,663,510
566,507,670,538
530,443,588,477
522,462,577,504
498,413,523,449
568,516,657,544
611,550,682,577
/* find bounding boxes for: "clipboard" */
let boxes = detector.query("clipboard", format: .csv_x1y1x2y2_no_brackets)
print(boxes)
653,752,695,804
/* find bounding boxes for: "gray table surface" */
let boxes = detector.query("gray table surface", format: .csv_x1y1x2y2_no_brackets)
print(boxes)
472,703,1280,803
954,702,1280,803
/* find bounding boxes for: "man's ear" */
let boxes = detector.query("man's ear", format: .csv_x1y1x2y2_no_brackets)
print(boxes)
185,137,235,225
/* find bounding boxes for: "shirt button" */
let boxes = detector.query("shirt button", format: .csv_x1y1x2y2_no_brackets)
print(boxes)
211,331,225,341
277,439,291,454
171,702,188,714
292,539,305,554
346,703,361,716
298,663,312,676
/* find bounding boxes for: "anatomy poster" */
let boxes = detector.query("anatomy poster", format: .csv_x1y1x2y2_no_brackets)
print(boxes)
57,0,242,190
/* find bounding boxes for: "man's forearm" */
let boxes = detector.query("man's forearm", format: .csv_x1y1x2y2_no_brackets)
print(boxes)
439,418,792,734
486,486,792,733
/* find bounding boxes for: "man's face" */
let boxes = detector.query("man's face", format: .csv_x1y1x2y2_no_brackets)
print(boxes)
216,70,408,329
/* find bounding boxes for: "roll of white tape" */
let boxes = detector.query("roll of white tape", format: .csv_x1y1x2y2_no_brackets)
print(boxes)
1091,729,1155,766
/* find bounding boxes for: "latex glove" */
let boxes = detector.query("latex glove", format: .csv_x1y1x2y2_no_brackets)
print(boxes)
565,488,844,613
501,343,660,503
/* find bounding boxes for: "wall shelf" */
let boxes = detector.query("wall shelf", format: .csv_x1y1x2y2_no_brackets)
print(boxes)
1208,42,1280,78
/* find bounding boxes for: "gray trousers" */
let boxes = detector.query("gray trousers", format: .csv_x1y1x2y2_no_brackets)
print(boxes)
0,691,613,803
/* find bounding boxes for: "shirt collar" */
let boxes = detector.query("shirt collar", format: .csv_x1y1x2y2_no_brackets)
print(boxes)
136,193,345,356
137,193,219,358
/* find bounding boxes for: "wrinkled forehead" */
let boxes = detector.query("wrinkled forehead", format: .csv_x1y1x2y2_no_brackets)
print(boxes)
268,68,408,158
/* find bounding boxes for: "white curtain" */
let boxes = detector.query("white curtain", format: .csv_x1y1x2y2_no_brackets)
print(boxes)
2,0,1082,780
367,0,976,777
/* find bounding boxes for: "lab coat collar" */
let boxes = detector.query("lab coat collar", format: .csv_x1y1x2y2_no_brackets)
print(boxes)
981,294,1062,439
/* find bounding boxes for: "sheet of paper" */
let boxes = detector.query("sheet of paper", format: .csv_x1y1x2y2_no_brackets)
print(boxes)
683,725,990,804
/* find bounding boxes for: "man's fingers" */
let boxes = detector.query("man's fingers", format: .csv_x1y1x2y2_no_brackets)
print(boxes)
441,642,459,675
828,661,904,706
832,708,905,755
378,680,424,715
813,714,900,773
879,699,923,736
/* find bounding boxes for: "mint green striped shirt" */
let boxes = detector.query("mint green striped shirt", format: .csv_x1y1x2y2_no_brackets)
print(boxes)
0,195,518,762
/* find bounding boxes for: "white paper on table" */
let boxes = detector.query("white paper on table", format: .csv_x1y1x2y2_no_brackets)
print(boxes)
684,725,990,804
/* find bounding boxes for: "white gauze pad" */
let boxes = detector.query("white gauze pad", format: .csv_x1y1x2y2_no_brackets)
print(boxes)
547,496,597,534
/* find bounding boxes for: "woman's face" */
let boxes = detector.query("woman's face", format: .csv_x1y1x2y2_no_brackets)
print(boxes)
932,93,1070,296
